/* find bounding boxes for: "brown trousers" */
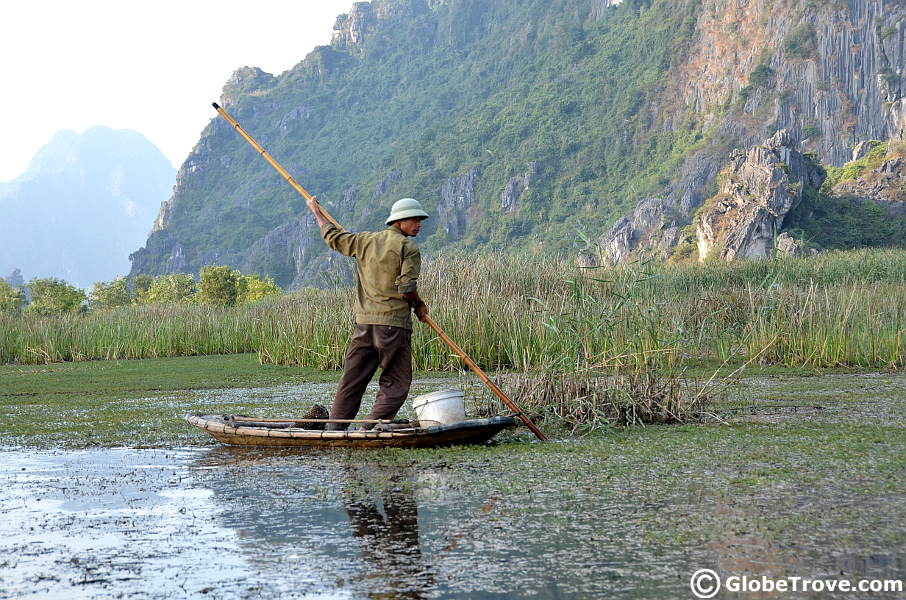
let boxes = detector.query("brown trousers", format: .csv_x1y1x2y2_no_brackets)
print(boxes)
329,324,412,429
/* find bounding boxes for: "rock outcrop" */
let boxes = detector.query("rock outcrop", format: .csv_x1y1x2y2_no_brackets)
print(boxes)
332,3,376,48
695,130,824,261
500,162,538,214
774,232,811,257
602,0,906,263
601,198,684,265
591,0,625,20
220,67,276,107
373,170,403,199
436,168,478,239
834,155,906,219
238,214,355,290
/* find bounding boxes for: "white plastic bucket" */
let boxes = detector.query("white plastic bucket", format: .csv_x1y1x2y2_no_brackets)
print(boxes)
412,388,465,427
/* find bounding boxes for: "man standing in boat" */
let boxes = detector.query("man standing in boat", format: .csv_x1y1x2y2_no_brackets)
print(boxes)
306,197,430,430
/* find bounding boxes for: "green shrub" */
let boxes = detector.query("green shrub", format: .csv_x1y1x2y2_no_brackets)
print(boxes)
784,24,818,60
801,123,820,139
0,279,26,313
237,274,281,304
25,278,86,315
144,274,197,304
197,266,240,306
822,141,888,189
132,274,153,304
89,278,132,310
749,63,774,89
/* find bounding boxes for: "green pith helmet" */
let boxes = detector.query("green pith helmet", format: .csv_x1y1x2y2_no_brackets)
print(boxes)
386,198,429,225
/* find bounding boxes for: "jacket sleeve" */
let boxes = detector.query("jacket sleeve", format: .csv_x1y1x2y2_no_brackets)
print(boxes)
320,223,357,257
396,242,421,294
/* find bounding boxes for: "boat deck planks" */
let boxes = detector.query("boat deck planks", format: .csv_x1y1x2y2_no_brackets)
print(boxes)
186,414,517,448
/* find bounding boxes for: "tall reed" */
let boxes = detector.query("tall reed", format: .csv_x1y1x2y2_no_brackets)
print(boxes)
2,248,904,369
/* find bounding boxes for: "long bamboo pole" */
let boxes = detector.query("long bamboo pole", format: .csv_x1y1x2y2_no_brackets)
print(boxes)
213,102,547,441
422,316,547,440
212,102,342,230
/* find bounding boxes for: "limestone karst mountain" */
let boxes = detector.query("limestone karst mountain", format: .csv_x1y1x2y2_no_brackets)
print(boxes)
129,0,906,287
0,127,175,287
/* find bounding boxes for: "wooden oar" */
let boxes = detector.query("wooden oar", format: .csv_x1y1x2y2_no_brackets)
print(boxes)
213,103,547,441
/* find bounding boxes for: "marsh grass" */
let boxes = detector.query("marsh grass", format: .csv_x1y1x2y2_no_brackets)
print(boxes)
0,303,263,364
1,248,904,370
478,369,717,431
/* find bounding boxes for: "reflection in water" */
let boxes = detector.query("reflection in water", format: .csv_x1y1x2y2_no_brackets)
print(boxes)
342,465,433,599
4,444,904,599
194,447,437,598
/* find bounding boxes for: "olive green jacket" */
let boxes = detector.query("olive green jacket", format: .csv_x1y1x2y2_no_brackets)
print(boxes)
320,223,421,330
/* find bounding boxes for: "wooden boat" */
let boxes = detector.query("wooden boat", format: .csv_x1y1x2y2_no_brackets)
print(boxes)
185,414,517,448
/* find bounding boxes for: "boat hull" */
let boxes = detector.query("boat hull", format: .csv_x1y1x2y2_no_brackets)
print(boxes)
186,414,516,448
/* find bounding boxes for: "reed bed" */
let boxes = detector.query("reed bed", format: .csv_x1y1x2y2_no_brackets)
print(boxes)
2,249,905,369
0,304,262,364
480,369,714,431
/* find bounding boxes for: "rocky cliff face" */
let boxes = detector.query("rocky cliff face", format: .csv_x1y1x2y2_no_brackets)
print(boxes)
695,130,824,261
500,162,538,214
601,0,906,263
834,154,906,219
130,0,906,286
436,168,478,240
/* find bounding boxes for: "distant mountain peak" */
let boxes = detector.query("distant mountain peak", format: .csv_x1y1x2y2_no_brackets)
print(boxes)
0,127,176,287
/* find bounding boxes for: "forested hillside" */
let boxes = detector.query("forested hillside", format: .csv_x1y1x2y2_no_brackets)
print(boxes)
129,0,905,288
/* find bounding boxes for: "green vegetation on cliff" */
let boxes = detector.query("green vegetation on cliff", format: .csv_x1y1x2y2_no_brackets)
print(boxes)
133,0,705,284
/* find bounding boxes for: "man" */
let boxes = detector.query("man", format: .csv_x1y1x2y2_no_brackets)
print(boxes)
306,197,429,430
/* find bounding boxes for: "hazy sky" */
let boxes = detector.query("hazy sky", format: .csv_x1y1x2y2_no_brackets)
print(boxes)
0,0,355,182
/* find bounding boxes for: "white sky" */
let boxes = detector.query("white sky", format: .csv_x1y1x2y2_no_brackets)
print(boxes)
0,0,356,182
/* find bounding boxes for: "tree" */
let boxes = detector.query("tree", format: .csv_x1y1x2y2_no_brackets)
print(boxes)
25,278,86,315
4,268,25,289
197,266,239,306
237,274,281,304
0,279,26,313
89,277,132,309
131,274,154,304
146,274,197,304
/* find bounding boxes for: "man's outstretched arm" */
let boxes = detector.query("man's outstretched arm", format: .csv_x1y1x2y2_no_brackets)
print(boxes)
308,198,357,256
306,198,328,227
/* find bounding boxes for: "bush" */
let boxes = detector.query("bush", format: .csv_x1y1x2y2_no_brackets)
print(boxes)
237,274,281,304
784,24,818,60
822,141,888,190
25,278,86,315
0,279,26,313
802,122,820,139
132,274,153,304
198,266,239,306
749,63,774,89
90,278,132,310
145,274,197,304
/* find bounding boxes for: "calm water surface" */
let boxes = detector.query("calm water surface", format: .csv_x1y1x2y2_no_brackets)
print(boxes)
2,372,905,598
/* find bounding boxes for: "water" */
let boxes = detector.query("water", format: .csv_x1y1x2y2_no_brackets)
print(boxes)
2,371,906,598
2,442,904,599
